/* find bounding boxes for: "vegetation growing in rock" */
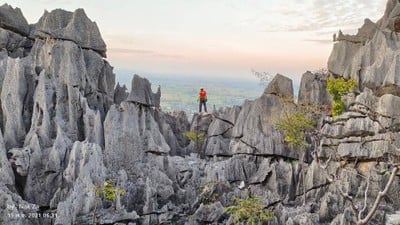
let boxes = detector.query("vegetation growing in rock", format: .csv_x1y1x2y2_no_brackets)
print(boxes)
198,181,231,204
92,180,125,223
274,97,318,205
183,130,205,143
225,194,273,225
183,130,205,157
94,180,125,203
326,77,357,116
251,69,273,86
275,111,316,148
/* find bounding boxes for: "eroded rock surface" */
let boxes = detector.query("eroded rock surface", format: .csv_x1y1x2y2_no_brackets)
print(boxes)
0,2,400,225
33,8,107,57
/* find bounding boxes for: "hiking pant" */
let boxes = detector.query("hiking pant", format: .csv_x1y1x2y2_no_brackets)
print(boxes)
199,98,207,112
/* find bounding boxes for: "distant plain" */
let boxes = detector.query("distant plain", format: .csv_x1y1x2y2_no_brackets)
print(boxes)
115,69,300,117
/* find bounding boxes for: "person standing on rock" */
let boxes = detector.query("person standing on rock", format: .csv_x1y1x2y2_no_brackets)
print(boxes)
198,88,207,112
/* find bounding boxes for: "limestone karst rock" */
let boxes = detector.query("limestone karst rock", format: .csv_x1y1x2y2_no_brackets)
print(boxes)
229,75,298,158
298,71,331,106
126,74,161,107
33,8,107,57
113,82,128,104
328,0,400,94
0,4,30,35
264,73,294,99
0,130,14,186
0,27,33,57
1,1,400,225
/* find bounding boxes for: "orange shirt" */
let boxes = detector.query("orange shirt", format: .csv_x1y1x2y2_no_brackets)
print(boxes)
199,90,207,99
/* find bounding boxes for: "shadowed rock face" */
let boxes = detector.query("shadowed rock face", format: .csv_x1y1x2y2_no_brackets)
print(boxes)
264,73,294,99
0,4,29,36
126,74,161,107
0,2,400,225
298,71,331,106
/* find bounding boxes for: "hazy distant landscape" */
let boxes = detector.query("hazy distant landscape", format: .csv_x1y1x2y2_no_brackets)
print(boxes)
115,69,286,116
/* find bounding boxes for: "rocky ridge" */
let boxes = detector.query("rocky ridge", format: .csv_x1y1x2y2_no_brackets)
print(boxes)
0,2,400,225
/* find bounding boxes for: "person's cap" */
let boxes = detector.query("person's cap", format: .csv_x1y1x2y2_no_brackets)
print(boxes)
200,87,204,90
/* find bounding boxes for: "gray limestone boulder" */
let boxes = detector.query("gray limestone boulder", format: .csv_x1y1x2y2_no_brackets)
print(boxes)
1,56,29,149
377,94,400,118
298,71,331,106
81,97,104,147
114,82,129,105
376,0,400,30
274,203,318,225
165,110,190,147
205,106,240,156
251,159,302,204
154,110,190,156
0,4,30,36
354,88,377,110
190,112,213,133
264,73,294,99
286,213,318,225
104,102,170,170
319,192,343,223
33,8,107,57
0,130,14,186
204,155,258,183
320,85,400,159
0,185,40,225
192,202,225,223
25,38,113,145
82,49,115,118
327,40,362,78
0,28,33,58
8,146,30,176
126,74,161,107
230,95,298,158
55,141,107,225
328,0,400,94
208,106,239,137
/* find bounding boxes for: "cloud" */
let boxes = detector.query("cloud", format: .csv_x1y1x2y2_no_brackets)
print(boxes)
261,0,387,33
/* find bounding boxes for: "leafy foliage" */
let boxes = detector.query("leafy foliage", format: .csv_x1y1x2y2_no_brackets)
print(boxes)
183,130,205,143
326,77,357,116
275,111,316,149
225,195,273,225
184,130,206,158
94,180,125,202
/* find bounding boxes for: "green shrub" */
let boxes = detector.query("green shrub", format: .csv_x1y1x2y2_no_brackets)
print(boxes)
225,195,273,225
183,130,205,143
275,111,316,149
94,180,125,202
326,77,357,116
183,130,205,157
274,109,316,205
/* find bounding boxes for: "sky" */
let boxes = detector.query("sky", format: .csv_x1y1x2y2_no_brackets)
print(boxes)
3,0,388,83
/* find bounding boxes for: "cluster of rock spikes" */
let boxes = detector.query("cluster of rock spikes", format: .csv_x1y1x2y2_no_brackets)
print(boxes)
1,0,400,225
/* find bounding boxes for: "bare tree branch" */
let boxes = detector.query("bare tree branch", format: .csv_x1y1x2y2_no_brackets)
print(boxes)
357,166,398,225
358,171,371,221
336,182,360,216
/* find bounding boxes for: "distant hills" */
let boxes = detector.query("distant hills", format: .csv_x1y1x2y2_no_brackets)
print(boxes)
114,68,300,116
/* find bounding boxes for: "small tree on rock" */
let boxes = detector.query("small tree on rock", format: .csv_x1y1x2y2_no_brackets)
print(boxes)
274,100,316,205
183,130,205,158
